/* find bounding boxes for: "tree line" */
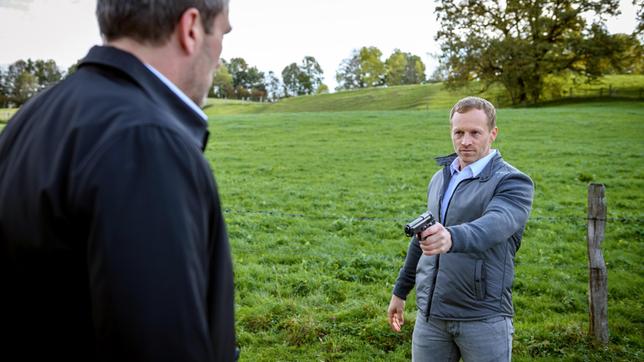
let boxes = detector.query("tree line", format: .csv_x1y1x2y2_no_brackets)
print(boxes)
0,59,67,107
0,46,428,107
210,47,428,102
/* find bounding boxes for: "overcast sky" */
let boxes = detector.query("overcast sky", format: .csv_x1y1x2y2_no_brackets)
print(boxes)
0,0,639,90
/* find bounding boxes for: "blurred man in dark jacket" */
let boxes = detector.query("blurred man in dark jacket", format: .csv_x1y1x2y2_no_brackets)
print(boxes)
0,1,236,360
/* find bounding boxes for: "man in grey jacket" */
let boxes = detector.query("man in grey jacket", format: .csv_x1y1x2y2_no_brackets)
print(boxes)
387,96,534,361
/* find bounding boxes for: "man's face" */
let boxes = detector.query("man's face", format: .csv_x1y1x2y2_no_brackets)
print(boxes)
190,8,231,106
450,108,498,169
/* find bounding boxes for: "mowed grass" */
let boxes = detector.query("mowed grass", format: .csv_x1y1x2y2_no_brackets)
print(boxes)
205,101,643,361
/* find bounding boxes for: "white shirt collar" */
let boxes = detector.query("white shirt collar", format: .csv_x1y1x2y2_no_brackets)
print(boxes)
450,149,498,177
144,64,208,122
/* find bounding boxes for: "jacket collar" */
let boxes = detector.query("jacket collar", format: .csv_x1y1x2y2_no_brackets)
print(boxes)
478,151,502,181
435,153,458,167
78,46,210,151
435,151,503,182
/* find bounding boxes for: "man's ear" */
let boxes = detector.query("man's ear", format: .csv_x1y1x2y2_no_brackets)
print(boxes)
490,126,499,143
176,8,202,55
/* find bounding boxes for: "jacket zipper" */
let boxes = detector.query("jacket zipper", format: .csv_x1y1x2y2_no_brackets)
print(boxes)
425,177,472,321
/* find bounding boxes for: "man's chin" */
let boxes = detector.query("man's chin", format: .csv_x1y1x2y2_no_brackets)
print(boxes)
191,92,207,108
197,95,207,108
458,154,477,166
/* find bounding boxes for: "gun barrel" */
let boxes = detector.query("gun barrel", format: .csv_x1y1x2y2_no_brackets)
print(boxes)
404,211,436,237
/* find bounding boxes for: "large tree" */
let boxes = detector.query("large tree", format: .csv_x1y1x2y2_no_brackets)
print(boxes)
32,59,62,91
336,46,386,90
335,49,363,90
281,63,304,97
636,0,644,36
358,46,386,87
0,68,9,107
281,56,324,97
210,62,234,98
227,57,265,100
434,0,629,104
300,56,324,94
4,60,37,106
0,59,62,106
264,71,283,101
385,49,427,86
12,71,39,105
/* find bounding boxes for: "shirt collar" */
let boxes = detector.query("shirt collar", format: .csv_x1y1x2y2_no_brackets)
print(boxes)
450,149,498,177
144,64,208,122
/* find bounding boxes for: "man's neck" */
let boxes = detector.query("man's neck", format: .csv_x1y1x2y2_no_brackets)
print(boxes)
458,149,492,170
106,38,183,90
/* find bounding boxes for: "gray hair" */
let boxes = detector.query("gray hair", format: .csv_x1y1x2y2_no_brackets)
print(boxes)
449,96,496,130
97,0,229,45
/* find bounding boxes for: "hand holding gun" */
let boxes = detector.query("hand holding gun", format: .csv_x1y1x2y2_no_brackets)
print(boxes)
404,211,436,237
405,211,452,255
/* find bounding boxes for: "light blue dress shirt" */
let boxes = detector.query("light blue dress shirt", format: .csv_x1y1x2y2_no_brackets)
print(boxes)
144,64,208,122
440,149,497,222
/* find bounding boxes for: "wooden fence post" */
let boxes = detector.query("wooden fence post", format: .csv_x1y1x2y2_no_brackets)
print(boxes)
587,183,608,345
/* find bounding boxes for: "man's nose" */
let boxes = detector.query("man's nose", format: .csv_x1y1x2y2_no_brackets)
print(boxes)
461,134,473,145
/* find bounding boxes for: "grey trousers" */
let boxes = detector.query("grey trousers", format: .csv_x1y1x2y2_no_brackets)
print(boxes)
412,315,514,362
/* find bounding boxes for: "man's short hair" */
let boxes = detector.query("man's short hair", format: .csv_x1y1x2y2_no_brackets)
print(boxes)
97,0,229,45
449,96,496,130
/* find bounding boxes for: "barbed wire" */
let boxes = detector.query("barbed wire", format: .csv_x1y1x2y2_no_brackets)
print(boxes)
223,208,643,225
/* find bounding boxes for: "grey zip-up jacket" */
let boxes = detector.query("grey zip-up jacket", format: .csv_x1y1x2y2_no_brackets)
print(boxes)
393,152,534,320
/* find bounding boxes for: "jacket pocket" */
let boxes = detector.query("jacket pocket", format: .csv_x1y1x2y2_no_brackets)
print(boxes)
474,259,486,300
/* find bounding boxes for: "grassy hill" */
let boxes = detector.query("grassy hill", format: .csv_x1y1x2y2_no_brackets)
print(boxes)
202,82,483,116
204,74,644,116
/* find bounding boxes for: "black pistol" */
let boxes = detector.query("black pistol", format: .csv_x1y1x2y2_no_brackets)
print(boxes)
404,211,436,237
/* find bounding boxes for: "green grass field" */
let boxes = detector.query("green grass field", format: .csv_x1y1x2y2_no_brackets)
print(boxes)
205,101,643,361
1,75,642,361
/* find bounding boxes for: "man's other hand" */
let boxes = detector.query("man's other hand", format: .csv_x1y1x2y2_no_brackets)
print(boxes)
387,295,406,332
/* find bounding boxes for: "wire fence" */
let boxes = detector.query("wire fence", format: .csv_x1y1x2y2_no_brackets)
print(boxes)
223,208,643,225
223,208,641,274
492,84,644,106
556,85,643,99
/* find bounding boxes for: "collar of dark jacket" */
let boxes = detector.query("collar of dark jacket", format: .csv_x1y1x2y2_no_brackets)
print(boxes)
78,46,209,151
435,153,458,167
434,151,503,182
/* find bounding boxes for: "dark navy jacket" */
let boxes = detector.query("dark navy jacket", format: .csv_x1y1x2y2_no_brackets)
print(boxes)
0,46,235,361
